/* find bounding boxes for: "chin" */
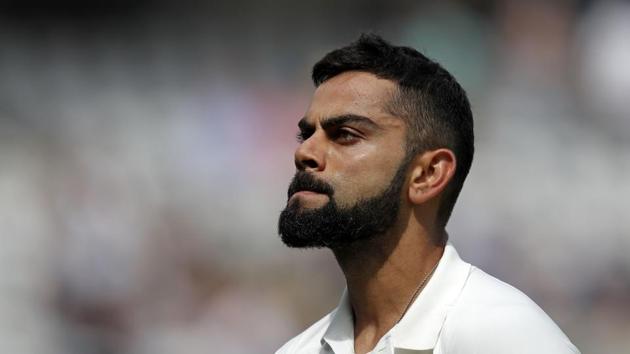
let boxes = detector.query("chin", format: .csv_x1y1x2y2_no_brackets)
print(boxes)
289,195,329,210
299,201,329,210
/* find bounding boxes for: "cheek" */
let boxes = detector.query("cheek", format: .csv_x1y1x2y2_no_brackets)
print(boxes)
328,144,404,206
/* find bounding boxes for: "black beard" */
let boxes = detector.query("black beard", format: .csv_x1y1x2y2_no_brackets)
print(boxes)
278,158,409,249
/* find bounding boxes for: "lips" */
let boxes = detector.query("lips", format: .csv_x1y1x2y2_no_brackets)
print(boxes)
290,190,322,198
288,189,327,203
287,190,331,208
287,184,331,198
287,171,334,201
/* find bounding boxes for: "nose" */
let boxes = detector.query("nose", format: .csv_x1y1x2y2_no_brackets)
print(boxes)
294,132,326,172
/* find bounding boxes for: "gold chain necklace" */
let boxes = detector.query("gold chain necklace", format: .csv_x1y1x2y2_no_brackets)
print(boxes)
396,259,440,324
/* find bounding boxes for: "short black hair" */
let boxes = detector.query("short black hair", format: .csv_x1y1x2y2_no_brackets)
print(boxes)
312,33,474,228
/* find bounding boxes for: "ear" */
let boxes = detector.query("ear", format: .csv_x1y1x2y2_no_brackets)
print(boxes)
407,149,456,205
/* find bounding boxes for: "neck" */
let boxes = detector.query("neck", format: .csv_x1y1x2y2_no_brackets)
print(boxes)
332,221,445,354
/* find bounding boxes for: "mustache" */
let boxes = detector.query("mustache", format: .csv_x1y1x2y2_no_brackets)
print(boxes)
287,171,335,199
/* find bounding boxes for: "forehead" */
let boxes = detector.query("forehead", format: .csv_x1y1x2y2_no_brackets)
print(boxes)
305,71,400,123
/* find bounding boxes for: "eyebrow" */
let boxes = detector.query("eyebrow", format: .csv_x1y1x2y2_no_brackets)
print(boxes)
298,114,381,131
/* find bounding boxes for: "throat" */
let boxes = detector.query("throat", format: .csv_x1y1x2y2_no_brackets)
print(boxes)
353,324,392,354
350,259,439,354
334,237,444,354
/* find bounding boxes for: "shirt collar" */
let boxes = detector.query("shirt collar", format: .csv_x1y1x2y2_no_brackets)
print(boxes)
321,288,354,353
321,242,471,352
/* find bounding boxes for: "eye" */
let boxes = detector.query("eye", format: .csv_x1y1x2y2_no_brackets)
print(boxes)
296,130,312,143
331,128,361,144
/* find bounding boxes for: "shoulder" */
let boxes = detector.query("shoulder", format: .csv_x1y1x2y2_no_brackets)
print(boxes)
275,310,335,354
439,266,580,354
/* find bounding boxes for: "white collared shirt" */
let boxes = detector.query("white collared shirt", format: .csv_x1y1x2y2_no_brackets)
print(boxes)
276,243,580,354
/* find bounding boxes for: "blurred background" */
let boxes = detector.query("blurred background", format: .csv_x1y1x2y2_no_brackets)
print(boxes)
1,0,629,353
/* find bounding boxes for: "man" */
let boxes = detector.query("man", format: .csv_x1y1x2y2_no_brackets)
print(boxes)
277,34,579,354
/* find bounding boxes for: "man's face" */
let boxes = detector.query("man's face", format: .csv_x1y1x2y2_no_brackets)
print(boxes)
278,71,409,248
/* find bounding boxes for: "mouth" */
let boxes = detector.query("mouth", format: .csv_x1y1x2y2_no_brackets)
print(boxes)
291,190,321,197
288,190,329,204
286,172,334,205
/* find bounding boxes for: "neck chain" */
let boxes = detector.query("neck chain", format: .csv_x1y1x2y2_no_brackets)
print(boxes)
396,259,440,324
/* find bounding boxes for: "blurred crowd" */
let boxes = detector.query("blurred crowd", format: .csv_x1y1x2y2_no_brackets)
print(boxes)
0,0,629,353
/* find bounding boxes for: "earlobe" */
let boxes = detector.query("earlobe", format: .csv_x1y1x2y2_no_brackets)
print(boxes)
407,149,456,205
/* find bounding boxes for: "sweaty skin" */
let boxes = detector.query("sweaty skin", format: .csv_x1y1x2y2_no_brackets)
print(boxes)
294,71,451,353
295,71,407,210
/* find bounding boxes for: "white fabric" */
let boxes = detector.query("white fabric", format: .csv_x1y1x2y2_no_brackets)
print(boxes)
276,243,580,354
